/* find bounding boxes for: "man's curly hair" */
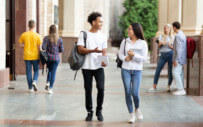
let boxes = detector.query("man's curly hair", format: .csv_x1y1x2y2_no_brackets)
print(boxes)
87,12,102,25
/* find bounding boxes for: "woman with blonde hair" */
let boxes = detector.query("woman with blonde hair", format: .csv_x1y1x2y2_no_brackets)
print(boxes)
42,25,64,94
148,24,174,93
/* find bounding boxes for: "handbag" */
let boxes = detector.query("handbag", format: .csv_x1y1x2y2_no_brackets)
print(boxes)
116,39,126,68
40,41,48,75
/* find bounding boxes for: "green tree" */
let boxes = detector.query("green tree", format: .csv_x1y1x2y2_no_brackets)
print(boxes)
119,0,158,43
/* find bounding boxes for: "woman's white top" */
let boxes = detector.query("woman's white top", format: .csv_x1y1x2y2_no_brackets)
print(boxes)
118,38,148,70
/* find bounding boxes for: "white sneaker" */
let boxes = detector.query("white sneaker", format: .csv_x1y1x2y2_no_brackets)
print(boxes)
45,82,50,90
172,89,186,96
48,89,53,94
29,89,34,93
128,114,135,123
147,87,156,93
32,82,38,91
166,85,170,92
135,109,143,120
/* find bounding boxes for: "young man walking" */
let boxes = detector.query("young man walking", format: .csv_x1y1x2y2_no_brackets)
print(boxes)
77,12,108,121
19,20,42,93
172,21,187,96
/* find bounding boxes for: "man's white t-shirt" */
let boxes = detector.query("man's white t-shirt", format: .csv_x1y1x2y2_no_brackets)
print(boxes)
77,31,107,70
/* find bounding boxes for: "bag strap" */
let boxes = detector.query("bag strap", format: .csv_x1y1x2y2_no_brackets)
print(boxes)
42,65,44,75
74,70,78,81
81,31,87,48
124,39,126,56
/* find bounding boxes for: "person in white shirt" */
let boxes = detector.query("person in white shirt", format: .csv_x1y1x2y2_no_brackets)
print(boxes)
77,12,107,122
119,23,148,123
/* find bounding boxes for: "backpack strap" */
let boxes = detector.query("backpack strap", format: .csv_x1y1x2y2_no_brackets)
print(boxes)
81,31,87,48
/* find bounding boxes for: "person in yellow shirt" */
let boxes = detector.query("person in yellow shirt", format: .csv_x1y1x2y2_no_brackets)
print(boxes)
19,20,42,93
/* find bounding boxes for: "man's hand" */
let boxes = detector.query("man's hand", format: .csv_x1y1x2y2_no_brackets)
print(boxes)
93,47,103,53
173,62,178,67
19,43,24,48
102,62,107,67
128,50,135,57
125,56,132,61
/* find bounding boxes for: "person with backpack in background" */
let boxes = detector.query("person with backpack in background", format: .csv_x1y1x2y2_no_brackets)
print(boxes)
148,24,174,93
172,21,187,96
42,25,64,94
19,20,42,93
77,12,108,122
118,23,148,123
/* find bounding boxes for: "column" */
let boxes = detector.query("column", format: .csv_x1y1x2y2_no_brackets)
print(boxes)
156,0,182,35
59,0,84,37
182,0,203,35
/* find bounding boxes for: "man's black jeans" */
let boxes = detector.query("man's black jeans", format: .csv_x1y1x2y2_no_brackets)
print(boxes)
82,68,105,114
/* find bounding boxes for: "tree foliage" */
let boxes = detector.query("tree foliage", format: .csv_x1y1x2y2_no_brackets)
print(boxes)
119,0,158,43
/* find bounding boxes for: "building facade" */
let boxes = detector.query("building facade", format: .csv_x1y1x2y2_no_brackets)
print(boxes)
58,0,110,62
157,0,203,36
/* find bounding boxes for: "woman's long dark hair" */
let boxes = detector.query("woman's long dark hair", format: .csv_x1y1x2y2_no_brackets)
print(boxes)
48,25,59,45
131,23,145,40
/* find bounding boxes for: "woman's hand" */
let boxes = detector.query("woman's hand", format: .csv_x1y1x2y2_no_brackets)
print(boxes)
158,41,163,48
125,56,132,61
128,50,135,57
169,44,173,49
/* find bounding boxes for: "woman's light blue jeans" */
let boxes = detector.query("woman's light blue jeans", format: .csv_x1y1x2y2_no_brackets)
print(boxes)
121,69,142,114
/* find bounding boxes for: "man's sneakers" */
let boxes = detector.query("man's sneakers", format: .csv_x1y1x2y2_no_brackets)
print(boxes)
147,87,156,93
135,109,143,120
32,81,38,91
85,112,93,121
96,111,104,121
172,89,186,96
85,111,103,122
128,114,135,123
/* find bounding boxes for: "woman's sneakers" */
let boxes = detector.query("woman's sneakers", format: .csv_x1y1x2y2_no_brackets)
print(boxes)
128,109,143,123
135,109,143,120
29,89,34,93
147,87,156,93
45,82,50,90
128,114,135,123
148,85,171,93
166,85,171,92
32,81,38,91
48,89,53,94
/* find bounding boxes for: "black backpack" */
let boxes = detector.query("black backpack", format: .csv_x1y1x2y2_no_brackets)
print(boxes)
68,31,87,80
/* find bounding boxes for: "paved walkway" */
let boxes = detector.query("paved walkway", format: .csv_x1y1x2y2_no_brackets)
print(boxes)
0,51,203,127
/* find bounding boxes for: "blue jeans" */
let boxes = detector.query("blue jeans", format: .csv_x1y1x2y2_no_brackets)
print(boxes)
121,69,142,114
172,63,184,90
25,60,39,89
154,51,173,85
47,60,60,88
